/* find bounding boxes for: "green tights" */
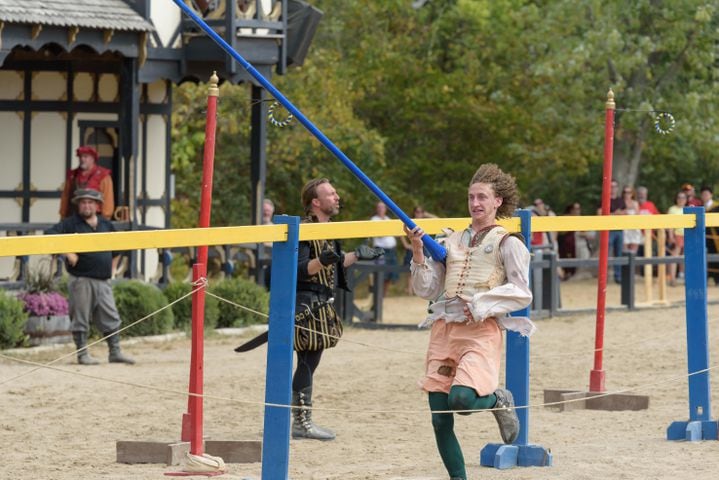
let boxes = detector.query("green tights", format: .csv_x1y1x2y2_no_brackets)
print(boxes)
429,387,497,480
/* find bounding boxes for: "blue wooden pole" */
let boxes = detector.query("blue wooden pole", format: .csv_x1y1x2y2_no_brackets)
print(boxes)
480,209,552,468
667,207,718,441
169,0,446,261
507,209,531,446
261,216,299,479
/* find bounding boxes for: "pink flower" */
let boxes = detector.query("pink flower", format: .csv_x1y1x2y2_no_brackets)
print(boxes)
18,291,69,316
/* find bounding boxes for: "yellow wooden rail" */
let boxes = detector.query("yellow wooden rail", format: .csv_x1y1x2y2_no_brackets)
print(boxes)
0,213,708,258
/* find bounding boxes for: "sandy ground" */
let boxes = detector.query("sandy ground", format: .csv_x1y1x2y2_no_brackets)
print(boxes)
2,275,719,480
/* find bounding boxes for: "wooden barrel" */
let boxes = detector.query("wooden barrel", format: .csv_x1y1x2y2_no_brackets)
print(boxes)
24,315,72,346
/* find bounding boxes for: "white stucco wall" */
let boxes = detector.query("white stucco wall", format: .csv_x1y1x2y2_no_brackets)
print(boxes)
152,0,183,48
30,112,66,194
0,112,23,194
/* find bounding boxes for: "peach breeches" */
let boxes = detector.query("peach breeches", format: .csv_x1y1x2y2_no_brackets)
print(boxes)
420,318,502,396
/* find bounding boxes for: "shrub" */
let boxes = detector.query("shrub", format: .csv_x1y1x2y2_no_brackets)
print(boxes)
210,277,269,328
163,281,219,331
112,281,174,337
0,290,28,349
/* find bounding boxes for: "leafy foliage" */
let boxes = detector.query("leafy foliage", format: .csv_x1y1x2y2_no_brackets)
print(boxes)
112,281,174,337
163,281,219,331
171,0,719,224
0,290,28,349
210,277,269,328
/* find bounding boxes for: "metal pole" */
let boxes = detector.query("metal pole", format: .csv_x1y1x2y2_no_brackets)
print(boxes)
170,0,446,261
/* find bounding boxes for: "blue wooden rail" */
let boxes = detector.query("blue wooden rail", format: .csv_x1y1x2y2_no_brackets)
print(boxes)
667,207,718,441
261,215,299,479
480,209,552,468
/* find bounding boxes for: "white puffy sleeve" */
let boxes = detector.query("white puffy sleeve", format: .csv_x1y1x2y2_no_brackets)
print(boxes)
468,235,536,335
409,257,445,301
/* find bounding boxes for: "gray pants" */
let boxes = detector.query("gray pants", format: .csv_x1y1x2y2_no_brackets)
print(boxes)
68,275,121,334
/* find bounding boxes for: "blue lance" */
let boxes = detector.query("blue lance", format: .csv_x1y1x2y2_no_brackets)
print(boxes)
171,0,447,261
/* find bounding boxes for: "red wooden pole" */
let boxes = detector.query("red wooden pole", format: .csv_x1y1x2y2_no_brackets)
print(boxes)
589,89,616,393
181,73,219,451
197,72,219,266
189,263,207,455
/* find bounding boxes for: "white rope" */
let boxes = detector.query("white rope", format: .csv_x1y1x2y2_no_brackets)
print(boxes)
0,281,206,387
207,290,692,360
205,290,269,318
3,286,714,416
2,343,716,417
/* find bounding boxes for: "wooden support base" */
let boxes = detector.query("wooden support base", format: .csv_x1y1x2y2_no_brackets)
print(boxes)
544,389,650,411
117,441,190,465
480,443,553,469
116,440,261,465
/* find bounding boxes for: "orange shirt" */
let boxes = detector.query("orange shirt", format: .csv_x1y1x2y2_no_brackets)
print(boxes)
59,166,115,219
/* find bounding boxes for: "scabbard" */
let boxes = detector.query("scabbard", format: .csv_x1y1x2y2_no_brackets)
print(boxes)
234,330,269,352
234,298,334,353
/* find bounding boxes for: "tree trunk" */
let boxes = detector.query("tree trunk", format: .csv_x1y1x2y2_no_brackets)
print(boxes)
612,120,649,188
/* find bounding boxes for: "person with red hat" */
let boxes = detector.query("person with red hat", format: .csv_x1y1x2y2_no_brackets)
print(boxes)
59,146,115,219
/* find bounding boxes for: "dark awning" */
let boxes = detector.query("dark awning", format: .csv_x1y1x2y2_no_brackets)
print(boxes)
0,0,154,32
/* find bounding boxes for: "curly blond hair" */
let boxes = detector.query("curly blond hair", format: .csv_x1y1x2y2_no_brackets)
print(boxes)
469,164,519,219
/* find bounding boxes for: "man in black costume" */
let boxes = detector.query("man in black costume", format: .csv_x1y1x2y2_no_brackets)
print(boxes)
291,178,384,440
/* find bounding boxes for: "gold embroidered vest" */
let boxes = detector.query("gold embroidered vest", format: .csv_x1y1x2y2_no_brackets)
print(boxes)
443,226,508,301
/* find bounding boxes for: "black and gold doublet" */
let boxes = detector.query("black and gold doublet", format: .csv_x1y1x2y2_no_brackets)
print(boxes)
295,216,350,351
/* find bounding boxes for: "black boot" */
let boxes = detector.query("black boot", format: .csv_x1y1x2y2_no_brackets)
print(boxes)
291,387,335,441
105,331,135,364
72,331,99,365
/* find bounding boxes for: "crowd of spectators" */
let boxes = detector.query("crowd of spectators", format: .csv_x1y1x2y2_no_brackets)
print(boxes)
538,181,717,285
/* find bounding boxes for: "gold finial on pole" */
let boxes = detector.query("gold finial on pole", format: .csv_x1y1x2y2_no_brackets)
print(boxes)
208,71,219,97
606,88,615,110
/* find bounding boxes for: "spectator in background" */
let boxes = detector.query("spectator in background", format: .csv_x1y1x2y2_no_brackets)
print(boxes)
622,186,642,254
60,146,115,220
597,180,625,283
682,183,703,207
262,198,275,224
635,186,660,260
400,206,435,294
636,186,659,215
370,201,400,296
667,191,687,286
529,198,557,251
700,186,714,210
706,191,719,286
557,202,594,280
46,189,134,365
260,198,275,290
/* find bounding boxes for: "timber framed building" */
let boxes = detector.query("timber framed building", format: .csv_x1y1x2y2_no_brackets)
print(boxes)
0,0,320,282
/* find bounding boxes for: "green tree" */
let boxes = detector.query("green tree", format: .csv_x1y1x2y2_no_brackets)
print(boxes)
172,0,718,224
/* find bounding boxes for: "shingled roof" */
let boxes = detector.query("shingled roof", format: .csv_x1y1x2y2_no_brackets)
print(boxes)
0,0,154,32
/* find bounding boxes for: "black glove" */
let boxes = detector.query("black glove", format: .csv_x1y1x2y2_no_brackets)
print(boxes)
355,244,385,260
319,249,341,266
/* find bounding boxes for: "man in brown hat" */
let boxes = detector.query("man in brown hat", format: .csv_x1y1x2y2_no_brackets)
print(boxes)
46,188,134,365
59,146,115,219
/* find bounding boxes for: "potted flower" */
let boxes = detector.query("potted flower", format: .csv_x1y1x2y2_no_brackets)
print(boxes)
18,259,72,346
